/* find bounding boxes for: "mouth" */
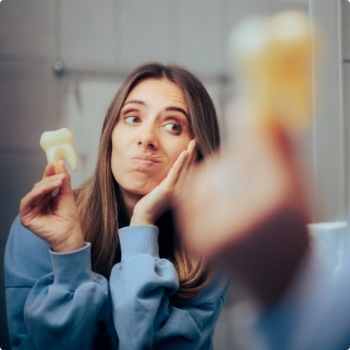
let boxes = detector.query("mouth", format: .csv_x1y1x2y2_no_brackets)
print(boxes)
131,155,160,167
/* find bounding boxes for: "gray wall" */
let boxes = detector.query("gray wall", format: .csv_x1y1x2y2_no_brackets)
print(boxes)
343,0,350,224
0,0,346,349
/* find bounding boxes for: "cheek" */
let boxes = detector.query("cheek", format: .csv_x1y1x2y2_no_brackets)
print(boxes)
111,124,128,154
110,129,125,173
168,151,182,166
164,141,190,167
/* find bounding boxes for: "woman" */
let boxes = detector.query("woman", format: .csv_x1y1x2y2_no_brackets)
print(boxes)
5,62,228,349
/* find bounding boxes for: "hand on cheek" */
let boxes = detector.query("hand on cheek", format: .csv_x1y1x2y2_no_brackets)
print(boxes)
130,139,197,226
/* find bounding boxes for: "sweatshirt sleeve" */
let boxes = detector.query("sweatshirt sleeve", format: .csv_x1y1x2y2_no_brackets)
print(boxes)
4,216,117,350
110,225,228,350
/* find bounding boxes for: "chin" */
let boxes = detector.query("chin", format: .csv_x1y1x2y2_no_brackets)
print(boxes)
120,174,165,196
130,182,159,196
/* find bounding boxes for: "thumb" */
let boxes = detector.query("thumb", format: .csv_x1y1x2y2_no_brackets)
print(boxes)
57,160,74,196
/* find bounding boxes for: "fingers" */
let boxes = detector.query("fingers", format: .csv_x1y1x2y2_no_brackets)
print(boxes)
166,139,196,186
57,160,72,192
184,139,197,172
166,151,188,185
57,159,68,174
178,139,197,183
42,162,56,179
22,161,72,216
20,172,65,222
20,161,68,222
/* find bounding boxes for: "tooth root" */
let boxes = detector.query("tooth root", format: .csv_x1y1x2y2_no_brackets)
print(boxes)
46,145,78,173
61,144,78,171
40,128,78,173
45,148,60,174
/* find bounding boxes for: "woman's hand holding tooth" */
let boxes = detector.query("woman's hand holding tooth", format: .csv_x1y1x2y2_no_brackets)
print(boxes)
20,160,84,252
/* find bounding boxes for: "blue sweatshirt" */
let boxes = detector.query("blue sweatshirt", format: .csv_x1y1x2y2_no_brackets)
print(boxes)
4,216,228,349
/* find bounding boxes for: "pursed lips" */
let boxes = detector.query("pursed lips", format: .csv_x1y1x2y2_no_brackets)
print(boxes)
131,155,161,166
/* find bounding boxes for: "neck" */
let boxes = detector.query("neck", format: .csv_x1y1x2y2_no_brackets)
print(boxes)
120,189,143,219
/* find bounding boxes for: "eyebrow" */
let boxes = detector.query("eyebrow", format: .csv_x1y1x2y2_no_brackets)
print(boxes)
123,100,145,107
165,107,189,119
123,100,189,119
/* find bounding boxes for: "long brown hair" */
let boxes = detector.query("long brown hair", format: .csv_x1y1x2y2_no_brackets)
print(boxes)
75,62,220,298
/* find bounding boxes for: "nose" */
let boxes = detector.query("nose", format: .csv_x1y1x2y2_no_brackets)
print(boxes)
137,123,159,150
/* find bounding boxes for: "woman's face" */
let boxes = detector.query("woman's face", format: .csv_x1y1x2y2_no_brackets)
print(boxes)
111,78,193,200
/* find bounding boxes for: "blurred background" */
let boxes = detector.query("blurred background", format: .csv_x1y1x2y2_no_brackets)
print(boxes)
0,0,348,348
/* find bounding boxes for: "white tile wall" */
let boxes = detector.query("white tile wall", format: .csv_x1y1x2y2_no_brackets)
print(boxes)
343,1,350,214
0,154,46,240
60,0,116,67
309,0,346,221
343,0,350,59
344,64,350,220
201,79,225,123
269,0,308,14
119,0,172,69
0,0,56,58
175,0,223,75
0,61,58,148
58,78,122,187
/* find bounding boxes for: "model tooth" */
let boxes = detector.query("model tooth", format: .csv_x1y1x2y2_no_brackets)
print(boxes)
40,128,78,173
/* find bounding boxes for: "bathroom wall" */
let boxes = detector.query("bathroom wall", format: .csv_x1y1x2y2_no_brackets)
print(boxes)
309,0,346,221
343,0,350,220
0,0,345,348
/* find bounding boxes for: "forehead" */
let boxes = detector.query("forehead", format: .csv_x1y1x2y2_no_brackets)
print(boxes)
126,78,187,108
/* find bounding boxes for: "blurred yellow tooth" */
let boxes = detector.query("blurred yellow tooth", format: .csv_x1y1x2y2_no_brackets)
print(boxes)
229,10,322,135
40,128,78,173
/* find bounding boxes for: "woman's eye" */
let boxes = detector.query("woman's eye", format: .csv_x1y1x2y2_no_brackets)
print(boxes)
124,116,141,124
163,123,182,134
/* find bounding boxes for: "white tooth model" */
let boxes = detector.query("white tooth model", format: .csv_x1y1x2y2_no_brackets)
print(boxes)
229,10,322,135
40,128,78,173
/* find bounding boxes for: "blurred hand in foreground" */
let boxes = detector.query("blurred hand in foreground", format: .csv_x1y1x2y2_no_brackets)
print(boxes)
177,99,312,304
